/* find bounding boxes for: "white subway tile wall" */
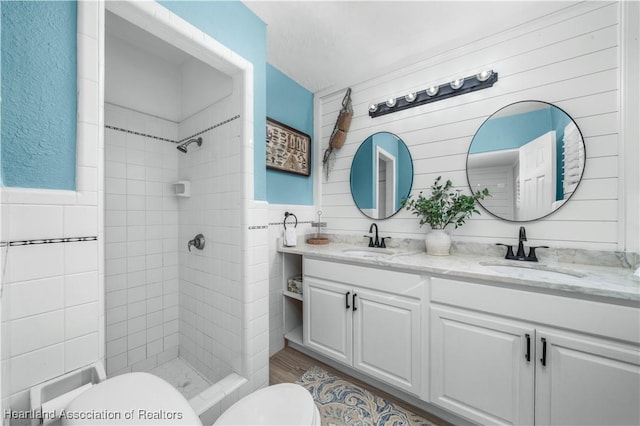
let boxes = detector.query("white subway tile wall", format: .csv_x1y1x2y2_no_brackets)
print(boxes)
104,104,181,376
104,96,255,392
177,98,245,384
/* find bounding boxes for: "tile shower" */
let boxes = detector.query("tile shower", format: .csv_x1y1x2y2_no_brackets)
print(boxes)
104,101,243,386
104,11,245,399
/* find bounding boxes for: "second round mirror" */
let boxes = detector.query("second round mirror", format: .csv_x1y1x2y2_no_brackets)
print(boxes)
467,101,585,222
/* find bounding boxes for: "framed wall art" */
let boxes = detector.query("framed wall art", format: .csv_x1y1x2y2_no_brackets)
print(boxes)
266,118,311,176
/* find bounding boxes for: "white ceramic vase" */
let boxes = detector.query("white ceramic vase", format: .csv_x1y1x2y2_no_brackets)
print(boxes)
425,229,451,255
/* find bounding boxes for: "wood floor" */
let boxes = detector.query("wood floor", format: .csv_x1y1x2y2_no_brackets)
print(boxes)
269,346,454,426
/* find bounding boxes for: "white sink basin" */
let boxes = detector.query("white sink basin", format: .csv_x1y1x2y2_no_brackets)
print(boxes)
481,262,586,281
342,248,396,258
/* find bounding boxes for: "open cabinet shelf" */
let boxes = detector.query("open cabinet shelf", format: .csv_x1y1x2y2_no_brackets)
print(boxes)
284,325,303,346
282,252,303,346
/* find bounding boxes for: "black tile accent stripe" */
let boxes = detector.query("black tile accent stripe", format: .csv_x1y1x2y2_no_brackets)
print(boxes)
104,125,177,143
105,114,241,145
268,221,314,226
248,225,268,230
178,115,241,144
0,236,98,247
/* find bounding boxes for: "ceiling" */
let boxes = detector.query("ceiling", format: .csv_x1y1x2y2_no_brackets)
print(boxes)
243,1,575,94
106,11,190,65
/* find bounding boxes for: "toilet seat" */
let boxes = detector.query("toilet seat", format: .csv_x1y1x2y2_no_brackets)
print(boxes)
214,383,320,425
62,372,202,425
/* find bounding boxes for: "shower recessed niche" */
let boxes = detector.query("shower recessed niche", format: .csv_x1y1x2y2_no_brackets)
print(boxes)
174,180,191,197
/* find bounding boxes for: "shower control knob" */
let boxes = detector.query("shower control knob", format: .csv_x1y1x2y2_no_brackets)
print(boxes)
188,234,205,251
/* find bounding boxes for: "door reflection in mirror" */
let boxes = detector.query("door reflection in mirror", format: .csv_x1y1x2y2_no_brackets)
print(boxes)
350,132,413,219
467,101,585,222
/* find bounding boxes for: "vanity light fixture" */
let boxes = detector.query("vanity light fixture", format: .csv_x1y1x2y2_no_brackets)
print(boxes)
405,92,417,102
476,69,493,82
369,70,498,118
450,77,465,90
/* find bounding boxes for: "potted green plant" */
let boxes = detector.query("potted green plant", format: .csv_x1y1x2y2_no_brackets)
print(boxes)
402,176,489,255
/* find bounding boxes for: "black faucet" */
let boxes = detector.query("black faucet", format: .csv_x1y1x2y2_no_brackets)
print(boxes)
369,223,379,247
496,226,549,262
363,223,390,248
516,226,527,258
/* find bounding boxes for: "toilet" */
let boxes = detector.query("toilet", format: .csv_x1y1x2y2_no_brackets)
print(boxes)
61,373,320,426
213,383,321,425
62,372,202,425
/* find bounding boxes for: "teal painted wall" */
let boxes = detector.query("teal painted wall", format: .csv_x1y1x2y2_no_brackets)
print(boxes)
160,0,267,201
1,0,3,184
265,64,314,205
1,1,77,189
469,108,553,154
1,1,268,199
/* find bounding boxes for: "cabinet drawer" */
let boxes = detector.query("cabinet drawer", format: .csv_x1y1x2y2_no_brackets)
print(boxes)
430,277,640,344
304,257,423,298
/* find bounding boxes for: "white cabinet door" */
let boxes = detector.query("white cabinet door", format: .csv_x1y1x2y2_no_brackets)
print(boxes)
430,305,535,426
535,329,640,426
303,277,353,365
352,288,421,395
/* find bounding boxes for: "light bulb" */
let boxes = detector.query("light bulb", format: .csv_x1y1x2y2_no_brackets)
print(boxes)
405,92,417,102
369,103,378,113
476,70,493,82
386,98,397,108
450,78,465,90
426,85,439,96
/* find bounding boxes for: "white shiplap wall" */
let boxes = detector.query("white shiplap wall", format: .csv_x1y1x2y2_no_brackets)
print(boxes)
318,2,630,252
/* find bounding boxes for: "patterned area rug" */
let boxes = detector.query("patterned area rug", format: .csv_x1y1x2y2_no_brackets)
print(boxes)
296,366,434,426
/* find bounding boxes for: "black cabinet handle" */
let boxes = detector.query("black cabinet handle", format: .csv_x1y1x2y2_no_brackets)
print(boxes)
352,293,358,311
525,334,531,362
540,337,547,366
345,291,350,309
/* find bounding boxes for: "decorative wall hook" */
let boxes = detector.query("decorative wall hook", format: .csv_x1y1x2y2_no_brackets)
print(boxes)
369,70,498,118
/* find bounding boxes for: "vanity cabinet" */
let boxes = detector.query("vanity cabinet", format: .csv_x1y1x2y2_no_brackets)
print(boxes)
535,328,640,426
304,277,352,364
430,305,535,425
303,258,424,395
430,277,640,426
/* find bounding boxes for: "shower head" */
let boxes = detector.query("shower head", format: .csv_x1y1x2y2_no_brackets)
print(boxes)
176,137,203,153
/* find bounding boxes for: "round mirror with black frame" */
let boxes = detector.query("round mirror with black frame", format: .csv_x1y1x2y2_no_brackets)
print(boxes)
350,132,414,219
467,100,586,222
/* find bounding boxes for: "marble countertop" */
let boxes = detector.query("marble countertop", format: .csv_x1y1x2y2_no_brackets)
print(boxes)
278,241,640,306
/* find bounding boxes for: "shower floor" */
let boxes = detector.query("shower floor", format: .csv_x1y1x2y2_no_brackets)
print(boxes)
149,357,211,400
